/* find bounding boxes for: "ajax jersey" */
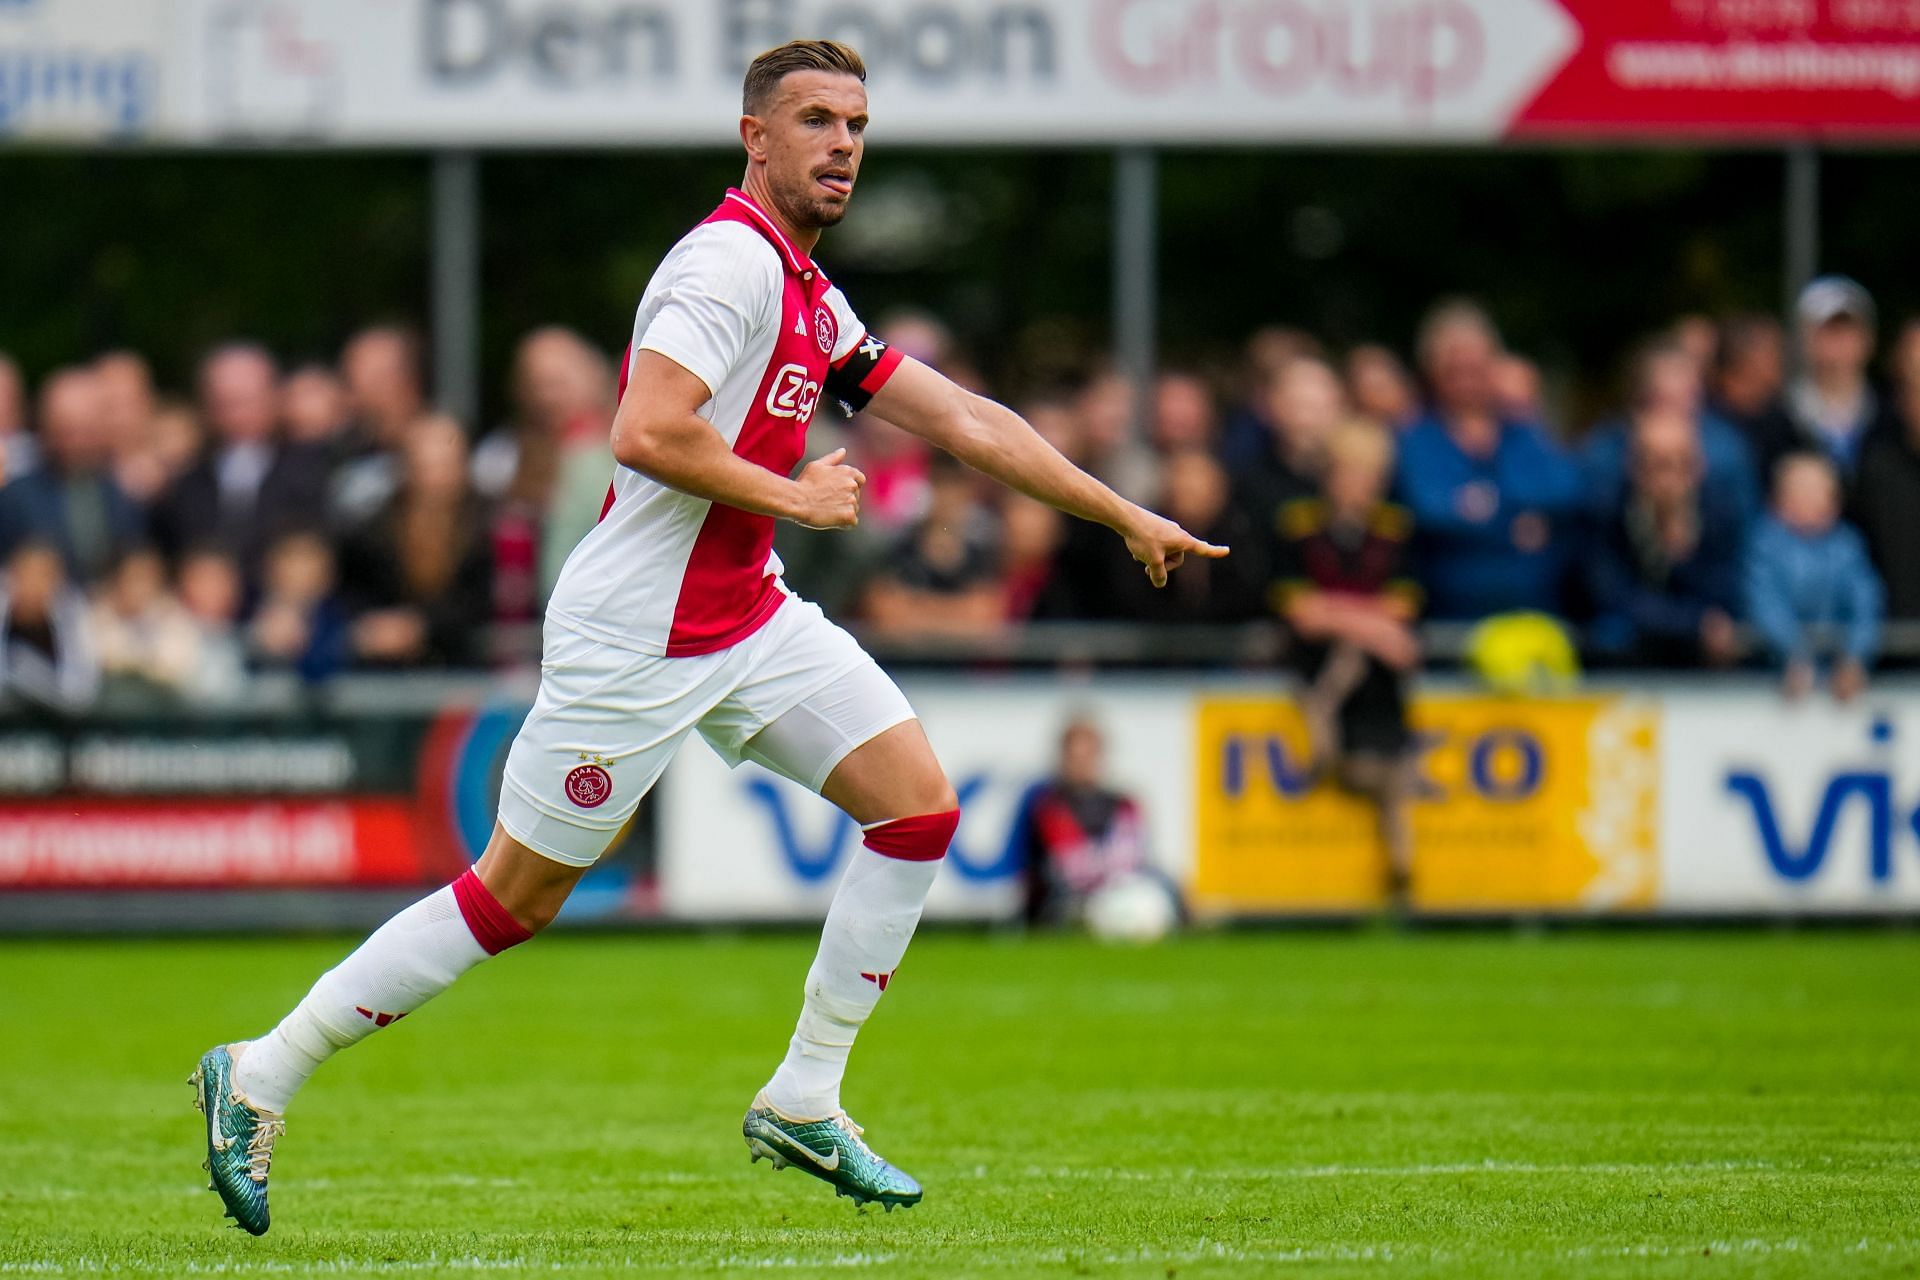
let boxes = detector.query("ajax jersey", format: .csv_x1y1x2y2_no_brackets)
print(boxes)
546,189,903,657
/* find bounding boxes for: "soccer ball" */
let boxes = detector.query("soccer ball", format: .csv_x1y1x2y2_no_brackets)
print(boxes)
1084,872,1179,945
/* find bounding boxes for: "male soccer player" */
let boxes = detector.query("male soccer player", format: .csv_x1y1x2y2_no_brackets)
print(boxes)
192,39,1225,1233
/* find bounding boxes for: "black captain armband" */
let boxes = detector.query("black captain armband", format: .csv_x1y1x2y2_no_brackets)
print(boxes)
825,331,905,415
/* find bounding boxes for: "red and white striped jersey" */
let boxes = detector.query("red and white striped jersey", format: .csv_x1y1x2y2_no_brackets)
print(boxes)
547,189,903,657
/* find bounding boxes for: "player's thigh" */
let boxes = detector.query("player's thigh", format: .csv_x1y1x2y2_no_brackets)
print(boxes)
702,600,948,820
500,628,733,868
817,718,957,826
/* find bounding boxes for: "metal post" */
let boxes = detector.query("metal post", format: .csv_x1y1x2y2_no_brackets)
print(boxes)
1783,143,1820,324
431,150,482,428
1112,147,1158,441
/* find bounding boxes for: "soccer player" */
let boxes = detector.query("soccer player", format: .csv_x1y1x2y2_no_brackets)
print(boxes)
192,39,1225,1233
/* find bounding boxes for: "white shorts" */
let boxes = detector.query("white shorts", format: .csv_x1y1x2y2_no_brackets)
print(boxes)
498,596,915,867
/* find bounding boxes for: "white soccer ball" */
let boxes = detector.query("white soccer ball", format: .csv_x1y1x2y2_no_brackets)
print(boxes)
1083,871,1179,945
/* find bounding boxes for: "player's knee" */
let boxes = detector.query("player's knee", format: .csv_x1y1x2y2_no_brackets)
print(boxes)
862,805,960,863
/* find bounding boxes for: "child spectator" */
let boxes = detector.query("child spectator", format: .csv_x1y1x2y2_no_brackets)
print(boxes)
89,547,209,699
0,540,99,712
248,531,351,683
282,362,352,447
1746,453,1883,701
1274,420,1420,903
1587,410,1746,667
177,547,249,699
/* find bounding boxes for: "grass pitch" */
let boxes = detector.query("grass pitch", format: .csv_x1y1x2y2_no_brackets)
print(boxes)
2,929,1917,1278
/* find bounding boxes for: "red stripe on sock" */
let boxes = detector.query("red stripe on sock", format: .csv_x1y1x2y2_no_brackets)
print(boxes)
861,809,959,862
452,869,533,955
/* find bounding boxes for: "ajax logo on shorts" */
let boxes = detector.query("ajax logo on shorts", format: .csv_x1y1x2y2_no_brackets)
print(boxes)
765,363,821,425
812,305,837,355
564,755,614,809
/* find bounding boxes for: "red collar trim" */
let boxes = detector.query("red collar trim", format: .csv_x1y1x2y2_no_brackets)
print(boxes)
723,188,814,276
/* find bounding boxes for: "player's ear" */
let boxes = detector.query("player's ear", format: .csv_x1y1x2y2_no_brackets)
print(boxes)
740,114,767,162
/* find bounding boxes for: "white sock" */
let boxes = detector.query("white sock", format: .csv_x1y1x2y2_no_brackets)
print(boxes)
233,873,526,1113
765,846,941,1119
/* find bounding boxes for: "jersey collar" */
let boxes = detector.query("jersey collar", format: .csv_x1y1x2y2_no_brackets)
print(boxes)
722,188,816,277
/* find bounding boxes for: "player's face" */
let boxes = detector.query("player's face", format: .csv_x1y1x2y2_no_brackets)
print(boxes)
757,71,868,232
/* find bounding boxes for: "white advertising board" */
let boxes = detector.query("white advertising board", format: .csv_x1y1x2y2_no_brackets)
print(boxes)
1,0,1577,146
1656,691,1920,914
657,677,1192,921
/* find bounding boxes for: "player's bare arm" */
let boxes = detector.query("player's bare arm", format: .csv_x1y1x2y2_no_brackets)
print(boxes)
611,349,867,529
866,355,1229,587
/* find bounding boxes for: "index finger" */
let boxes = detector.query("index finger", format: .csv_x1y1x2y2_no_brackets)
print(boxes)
1186,538,1230,558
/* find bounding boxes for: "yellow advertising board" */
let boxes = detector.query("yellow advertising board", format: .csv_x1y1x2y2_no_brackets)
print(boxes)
1192,695,1660,914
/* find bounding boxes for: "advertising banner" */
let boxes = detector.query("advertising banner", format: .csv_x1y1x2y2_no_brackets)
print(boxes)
0,703,588,893
1656,693,1920,913
656,679,1192,921
1191,694,1662,915
4,0,1914,148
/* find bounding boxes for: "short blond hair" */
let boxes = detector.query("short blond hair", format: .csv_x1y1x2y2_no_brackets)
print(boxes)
1324,417,1395,477
743,40,867,114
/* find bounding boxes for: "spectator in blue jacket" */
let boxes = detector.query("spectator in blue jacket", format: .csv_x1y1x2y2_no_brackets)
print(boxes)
1392,301,1583,620
1588,410,1745,667
1746,452,1883,701
0,368,146,585
1582,338,1761,532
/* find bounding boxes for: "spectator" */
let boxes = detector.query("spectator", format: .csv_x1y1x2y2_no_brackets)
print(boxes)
1222,326,1328,464
1147,371,1218,455
1013,716,1151,927
0,352,36,483
145,398,207,499
333,325,431,528
1110,448,1263,623
0,368,144,583
1233,355,1345,556
1076,370,1156,505
861,453,1004,640
92,350,163,503
1583,339,1761,530
1669,312,1720,376
1394,301,1582,620
1851,346,1920,624
152,343,330,583
1273,420,1419,901
1746,453,1882,701
88,547,213,699
282,362,352,446
175,546,249,700
1751,276,1898,482
0,540,99,712
999,492,1070,621
1707,313,1787,443
1588,409,1745,667
338,415,493,667
1344,344,1421,432
248,530,351,683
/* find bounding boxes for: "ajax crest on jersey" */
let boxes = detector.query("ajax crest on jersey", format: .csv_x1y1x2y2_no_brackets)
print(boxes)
813,306,837,354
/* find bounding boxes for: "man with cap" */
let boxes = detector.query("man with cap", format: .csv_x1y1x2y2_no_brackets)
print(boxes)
1748,276,1899,484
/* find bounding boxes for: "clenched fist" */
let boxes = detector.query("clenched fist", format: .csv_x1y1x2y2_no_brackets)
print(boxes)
789,448,866,530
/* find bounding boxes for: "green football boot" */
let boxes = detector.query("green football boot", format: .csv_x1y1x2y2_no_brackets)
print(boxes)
189,1043,285,1236
742,1091,923,1210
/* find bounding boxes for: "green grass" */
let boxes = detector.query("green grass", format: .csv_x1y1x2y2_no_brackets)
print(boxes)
2,930,1918,1278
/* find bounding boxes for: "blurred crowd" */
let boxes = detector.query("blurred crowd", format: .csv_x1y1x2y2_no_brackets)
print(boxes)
3,273,1919,711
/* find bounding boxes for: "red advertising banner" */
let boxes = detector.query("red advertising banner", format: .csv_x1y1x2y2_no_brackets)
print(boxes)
0,799,426,890
1515,0,1920,138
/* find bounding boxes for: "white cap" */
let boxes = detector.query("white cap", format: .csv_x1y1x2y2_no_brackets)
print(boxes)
1796,275,1875,329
